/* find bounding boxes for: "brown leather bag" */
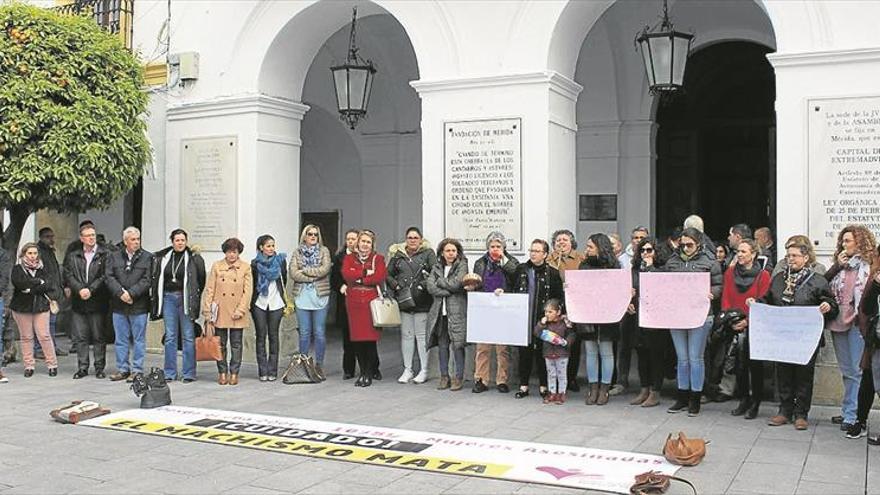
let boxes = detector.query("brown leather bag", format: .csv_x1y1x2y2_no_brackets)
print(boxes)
630,471,696,495
663,431,707,466
195,323,222,361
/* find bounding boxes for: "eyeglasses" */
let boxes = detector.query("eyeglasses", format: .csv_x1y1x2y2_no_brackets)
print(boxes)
640,247,654,253
406,236,421,240
681,242,697,249
528,249,546,254
306,232,318,237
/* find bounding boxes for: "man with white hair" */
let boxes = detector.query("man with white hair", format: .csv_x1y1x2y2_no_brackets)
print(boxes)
682,214,716,257
104,227,152,381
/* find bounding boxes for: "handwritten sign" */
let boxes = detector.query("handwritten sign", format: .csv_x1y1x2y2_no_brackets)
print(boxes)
748,303,824,365
639,272,710,329
466,292,529,346
565,269,631,324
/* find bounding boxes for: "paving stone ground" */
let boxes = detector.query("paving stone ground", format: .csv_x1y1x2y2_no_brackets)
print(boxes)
0,330,877,494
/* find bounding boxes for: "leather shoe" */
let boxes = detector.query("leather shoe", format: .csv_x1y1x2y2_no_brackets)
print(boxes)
109,371,130,382
768,414,790,426
472,379,488,393
24,369,34,378
794,418,809,430
745,402,760,420
372,369,383,381
48,368,58,377
229,374,239,386
497,383,510,393
362,375,373,387
218,373,228,385
73,370,88,379
355,375,365,387
95,370,107,379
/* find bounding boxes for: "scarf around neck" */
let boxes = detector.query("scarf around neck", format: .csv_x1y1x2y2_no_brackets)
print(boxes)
831,254,869,305
734,262,761,293
782,266,813,305
254,252,285,296
20,257,43,273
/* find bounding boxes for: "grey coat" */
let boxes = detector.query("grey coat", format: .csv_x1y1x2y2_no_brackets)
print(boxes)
426,257,469,349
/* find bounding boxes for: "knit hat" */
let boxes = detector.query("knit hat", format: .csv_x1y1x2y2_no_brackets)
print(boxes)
485,231,507,250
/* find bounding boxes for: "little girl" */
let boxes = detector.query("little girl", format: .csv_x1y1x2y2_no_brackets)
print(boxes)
533,299,574,404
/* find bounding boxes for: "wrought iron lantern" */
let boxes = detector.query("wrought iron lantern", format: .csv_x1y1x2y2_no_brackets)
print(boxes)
635,0,694,95
331,7,377,130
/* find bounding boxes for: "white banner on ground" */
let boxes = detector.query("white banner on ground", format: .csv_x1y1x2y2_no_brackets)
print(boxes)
466,292,529,346
748,303,824,365
80,406,678,494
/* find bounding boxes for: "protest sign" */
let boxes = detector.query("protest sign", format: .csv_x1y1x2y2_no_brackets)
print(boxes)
748,302,824,365
467,292,529,346
639,272,710,329
565,269,631,324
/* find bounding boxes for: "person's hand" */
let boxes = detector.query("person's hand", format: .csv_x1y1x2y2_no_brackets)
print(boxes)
79,288,91,300
340,284,347,295
644,257,653,267
837,252,850,266
464,285,475,291
708,292,714,300
732,320,748,332
627,303,636,315
120,290,132,304
366,269,375,277
745,297,756,306
232,309,244,320
494,288,504,296
540,316,547,325
819,302,832,314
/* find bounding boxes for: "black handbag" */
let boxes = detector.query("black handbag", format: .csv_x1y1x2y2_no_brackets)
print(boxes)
282,353,322,384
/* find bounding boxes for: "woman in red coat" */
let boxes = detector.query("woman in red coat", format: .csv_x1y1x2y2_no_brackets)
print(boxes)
342,230,387,387
722,238,771,419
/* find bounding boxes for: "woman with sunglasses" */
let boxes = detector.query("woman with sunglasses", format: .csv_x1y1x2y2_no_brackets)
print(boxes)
662,227,723,416
626,237,666,407
291,225,332,381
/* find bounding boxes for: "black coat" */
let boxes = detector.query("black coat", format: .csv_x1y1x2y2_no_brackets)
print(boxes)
151,246,206,320
37,241,62,293
10,264,59,313
0,248,10,297
104,248,152,315
759,269,839,313
331,249,349,321
511,261,564,331
64,245,110,314
386,241,436,313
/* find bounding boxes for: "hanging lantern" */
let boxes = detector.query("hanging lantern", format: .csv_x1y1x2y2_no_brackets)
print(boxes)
330,7,377,130
636,0,694,95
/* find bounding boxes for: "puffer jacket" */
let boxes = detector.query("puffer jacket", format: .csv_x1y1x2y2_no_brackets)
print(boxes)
663,249,723,315
426,257,469,350
386,239,436,313
290,246,332,298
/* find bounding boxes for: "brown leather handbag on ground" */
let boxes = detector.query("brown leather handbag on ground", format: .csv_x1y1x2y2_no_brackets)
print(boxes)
663,431,707,466
630,471,696,495
195,323,222,361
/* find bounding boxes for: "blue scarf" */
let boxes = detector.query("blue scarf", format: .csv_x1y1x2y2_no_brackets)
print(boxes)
299,244,321,268
254,252,285,296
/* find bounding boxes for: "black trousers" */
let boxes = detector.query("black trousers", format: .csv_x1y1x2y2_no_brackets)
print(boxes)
567,334,582,383
736,335,764,402
72,311,106,372
637,328,667,391
353,341,378,377
776,350,817,419
252,307,282,378
518,341,547,388
857,365,875,424
618,314,637,386
216,329,243,374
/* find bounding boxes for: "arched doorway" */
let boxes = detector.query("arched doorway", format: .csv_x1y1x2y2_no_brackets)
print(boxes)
655,41,776,243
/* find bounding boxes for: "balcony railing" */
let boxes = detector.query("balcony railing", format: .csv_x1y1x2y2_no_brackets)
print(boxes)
55,0,133,49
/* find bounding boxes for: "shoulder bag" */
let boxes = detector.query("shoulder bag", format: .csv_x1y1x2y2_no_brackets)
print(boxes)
371,286,401,327
662,431,707,466
195,322,222,361
630,471,696,495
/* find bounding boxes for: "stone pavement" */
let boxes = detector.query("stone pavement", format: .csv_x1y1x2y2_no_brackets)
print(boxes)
0,331,878,495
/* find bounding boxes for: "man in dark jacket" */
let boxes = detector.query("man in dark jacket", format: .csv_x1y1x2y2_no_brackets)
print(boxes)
65,224,110,379
511,238,563,399
104,226,152,381
35,227,68,357
331,229,361,379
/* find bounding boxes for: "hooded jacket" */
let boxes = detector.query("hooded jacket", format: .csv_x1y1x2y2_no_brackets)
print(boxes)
386,239,436,313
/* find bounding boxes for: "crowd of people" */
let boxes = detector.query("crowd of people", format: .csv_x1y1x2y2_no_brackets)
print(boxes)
1,216,880,443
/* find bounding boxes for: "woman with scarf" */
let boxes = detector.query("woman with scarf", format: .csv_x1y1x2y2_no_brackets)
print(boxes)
627,237,667,407
824,225,876,430
249,235,289,382
471,232,519,393
290,226,332,381
10,242,61,377
427,238,470,391
342,230,387,387
663,227,723,416
721,239,771,419
512,238,563,399
577,233,621,405
752,240,837,430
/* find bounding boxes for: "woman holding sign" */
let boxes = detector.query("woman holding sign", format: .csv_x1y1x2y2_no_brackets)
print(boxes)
662,228,723,416
721,239,771,419
627,237,666,407
426,238,469,391
577,233,620,406
752,240,837,430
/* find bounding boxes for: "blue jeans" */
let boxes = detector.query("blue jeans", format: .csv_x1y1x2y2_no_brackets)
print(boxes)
113,312,147,374
584,340,614,384
831,326,864,424
163,292,196,380
297,306,329,365
670,317,713,392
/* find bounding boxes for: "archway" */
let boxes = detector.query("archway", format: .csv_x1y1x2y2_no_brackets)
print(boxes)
656,41,775,242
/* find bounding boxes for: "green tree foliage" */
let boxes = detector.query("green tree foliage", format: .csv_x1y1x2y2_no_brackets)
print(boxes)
0,3,149,249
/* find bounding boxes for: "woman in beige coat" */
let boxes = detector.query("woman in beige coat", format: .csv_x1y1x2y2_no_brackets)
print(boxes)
290,225,332,379
203,237,253,385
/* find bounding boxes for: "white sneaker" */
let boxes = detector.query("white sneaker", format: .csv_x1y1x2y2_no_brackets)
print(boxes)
412,370,428,384
398,369,414,384
0,372,8,383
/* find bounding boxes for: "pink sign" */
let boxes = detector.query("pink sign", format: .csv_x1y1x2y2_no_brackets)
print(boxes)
564,269,632,324
639,272,711,329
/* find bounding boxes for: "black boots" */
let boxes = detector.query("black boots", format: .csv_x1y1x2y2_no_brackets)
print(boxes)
731,398,751,416
745,401,760,420
667,389,689,413
688,391,701,416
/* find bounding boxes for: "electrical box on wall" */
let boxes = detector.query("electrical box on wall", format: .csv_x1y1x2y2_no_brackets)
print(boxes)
169,52,199,81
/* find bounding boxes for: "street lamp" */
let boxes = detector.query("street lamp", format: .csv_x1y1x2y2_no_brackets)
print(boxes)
635,0,694,95
331,7,377,130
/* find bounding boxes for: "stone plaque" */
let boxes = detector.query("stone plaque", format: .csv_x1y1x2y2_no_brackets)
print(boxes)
444,118,522,252
808,97,880,253
579,194,617,221
180,136,238,250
